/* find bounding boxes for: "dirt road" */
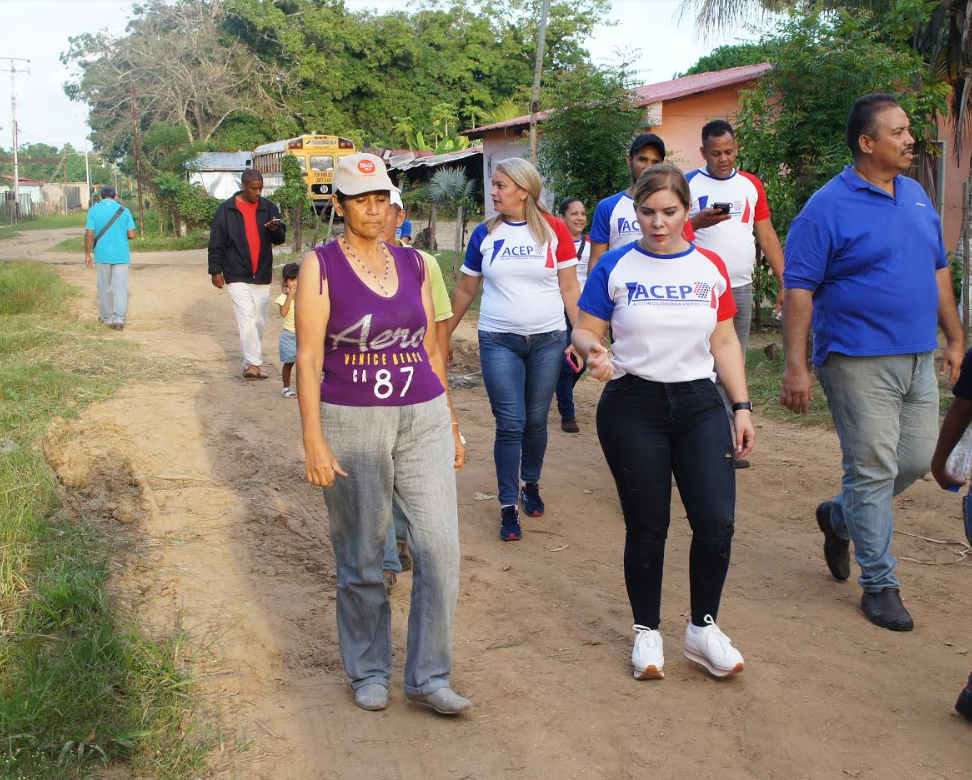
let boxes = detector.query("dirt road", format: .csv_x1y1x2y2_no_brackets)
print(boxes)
9,229,972,779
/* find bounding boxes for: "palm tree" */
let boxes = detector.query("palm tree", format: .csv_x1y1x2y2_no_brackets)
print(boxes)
427,166,476,278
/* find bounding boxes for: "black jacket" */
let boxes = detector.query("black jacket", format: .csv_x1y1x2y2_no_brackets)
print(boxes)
207,193,286,284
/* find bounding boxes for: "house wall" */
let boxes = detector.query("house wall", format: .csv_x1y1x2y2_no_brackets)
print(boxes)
479,132,554,217
648,85,751,172
938,115,972,252
476,83,754,215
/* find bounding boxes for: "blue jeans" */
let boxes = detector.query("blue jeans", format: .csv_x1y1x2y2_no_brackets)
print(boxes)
320,395,460,696
555,318,584,419
96,262,129,324
478,329,567,506
816,352,938,592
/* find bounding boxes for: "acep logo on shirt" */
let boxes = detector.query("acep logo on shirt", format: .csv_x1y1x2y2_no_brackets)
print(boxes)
625,281,717,308
489,238,555,268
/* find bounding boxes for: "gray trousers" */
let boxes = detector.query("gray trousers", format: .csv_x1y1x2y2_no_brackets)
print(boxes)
96,262,129,324
321,395,459,696
716,283,753,423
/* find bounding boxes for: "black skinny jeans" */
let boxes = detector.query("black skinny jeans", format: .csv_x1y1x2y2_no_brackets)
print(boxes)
596,374,736,629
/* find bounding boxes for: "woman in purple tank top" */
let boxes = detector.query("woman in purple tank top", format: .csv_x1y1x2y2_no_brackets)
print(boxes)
294,154,471,715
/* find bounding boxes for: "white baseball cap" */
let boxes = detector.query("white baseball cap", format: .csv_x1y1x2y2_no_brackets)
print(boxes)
333,153,400,197
390,191,404,209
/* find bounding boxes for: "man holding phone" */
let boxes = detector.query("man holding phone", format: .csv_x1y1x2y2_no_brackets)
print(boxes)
208,169,287,379
687,120,785,467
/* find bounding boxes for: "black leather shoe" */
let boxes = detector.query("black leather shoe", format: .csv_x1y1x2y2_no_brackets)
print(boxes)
815,501,850,581
861,588,914,631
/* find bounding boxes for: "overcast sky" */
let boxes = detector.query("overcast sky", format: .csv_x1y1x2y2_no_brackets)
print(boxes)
0,0,760,151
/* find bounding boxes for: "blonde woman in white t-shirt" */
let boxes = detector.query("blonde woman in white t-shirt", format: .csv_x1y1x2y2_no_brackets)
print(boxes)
449,158,581,543
571,164,755,683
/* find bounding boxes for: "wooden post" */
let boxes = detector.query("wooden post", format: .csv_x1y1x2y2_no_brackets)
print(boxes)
528,0,551,165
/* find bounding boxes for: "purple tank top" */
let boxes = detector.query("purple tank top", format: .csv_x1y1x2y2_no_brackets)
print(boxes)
316,240,445,407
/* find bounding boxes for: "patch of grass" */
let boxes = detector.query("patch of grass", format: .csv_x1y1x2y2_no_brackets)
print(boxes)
0,212,87,241
746,345,833,428
0,262,208,779
433,249,481,313
49,231,209,255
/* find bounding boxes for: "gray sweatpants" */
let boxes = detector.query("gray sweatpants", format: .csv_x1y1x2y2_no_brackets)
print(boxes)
320,394,460,696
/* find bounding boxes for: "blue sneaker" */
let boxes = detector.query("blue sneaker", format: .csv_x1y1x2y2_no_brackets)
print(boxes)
521,482,544,517
499,505,521,541
956,673,972,721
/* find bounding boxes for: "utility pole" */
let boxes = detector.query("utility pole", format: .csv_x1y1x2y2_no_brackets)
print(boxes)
129,79,145,238
84,149,91,209
528,0,551,166
0,58,30,223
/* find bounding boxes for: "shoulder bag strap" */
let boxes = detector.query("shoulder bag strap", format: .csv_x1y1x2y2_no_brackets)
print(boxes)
92,205,126,250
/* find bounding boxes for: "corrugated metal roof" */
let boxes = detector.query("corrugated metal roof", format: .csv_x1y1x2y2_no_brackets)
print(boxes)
0,173,46,185
190,152,252,171
462,63,772,138
388,147,483,172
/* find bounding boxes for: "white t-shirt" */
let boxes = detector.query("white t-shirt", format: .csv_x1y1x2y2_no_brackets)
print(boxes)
463,214,578,335
575,235,592,290
578,241,736,383
590,190,697,251
686,167,771,288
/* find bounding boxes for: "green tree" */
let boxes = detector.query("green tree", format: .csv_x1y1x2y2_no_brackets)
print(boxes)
270,154,312,253
733,6,950,312
537,60,646,212
679,42,768,76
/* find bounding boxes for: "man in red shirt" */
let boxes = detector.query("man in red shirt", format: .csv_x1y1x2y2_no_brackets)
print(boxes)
208,170,286,378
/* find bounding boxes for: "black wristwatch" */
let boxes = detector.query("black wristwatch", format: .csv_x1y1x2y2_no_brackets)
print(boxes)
731,401,754,413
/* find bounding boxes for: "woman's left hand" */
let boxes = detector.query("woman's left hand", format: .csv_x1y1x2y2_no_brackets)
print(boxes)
734,411,755,460
453,425,467,472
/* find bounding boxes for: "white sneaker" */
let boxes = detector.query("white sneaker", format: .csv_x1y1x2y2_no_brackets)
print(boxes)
281,387,296,398
683,615,744,678
632,624,664,679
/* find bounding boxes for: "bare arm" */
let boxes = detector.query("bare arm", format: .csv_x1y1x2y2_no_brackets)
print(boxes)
780,287,815,414
448,273,482,335
422,272,466,471
295,252,347,487
931,397,972,489
710,317,755,459
587,242,608,275
279,289,295,318
690,208,732,231
571,311,613,382
558,265,580,327
127,229,136,239
84,229,94,267
937,266,964,386
754,218,785,313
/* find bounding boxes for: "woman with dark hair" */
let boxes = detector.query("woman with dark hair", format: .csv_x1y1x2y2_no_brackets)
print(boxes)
555,197,590,432
294,153,470,714
449,158,580,542
572,163,755,681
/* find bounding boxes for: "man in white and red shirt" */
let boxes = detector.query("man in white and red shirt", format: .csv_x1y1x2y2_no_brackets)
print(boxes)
688,120,785,466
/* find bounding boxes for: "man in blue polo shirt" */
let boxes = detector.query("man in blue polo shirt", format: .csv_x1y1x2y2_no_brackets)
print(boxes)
782,94,964,631
85,186,137,330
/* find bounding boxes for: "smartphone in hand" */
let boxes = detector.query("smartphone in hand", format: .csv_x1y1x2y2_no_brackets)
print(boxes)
566,350,584,373
712,202,732,215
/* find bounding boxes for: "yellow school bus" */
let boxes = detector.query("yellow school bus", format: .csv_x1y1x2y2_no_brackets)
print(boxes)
252,134,356,210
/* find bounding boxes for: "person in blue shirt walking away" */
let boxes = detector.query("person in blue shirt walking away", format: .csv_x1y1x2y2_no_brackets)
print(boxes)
930,346,972,722
782,94,964,631
84,186,136,330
